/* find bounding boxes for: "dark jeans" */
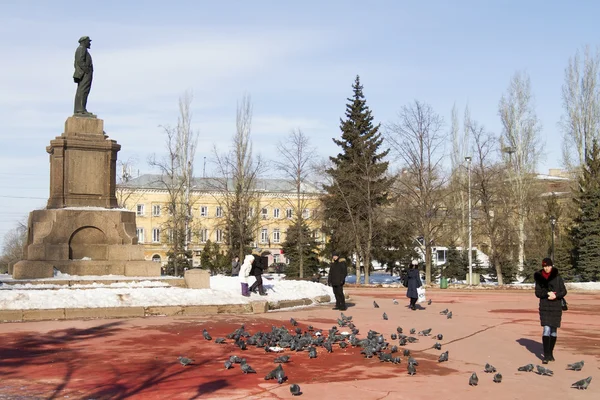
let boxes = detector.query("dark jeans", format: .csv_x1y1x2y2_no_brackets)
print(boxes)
332,285,346,309
249,274,264,294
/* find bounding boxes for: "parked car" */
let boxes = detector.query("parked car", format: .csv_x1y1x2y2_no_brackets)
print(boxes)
345,274,402,284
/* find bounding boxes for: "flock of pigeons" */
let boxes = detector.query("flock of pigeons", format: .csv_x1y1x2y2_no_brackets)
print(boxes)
176,296,591,395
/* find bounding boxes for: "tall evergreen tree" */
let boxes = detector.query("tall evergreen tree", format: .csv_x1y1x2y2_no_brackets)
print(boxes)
323,75,394,285
282,218,320,278
573,139,600,281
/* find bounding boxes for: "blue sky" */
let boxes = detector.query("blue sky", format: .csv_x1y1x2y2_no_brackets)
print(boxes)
0,0,598,240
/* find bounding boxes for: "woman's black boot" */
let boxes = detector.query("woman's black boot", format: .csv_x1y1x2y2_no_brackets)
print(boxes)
542,336,550,364
548,336,556,362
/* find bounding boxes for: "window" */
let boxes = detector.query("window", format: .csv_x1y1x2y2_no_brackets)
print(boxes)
200,229,208,243
216,229,223,243
216,206,223,217
136,204,145,217
151,254,161,263
166,229,173,243
302,209,310,219
260,228,268,244
152,204,161,217
200,206,208,217
273,229,280,244
312,229,320,240
152,228,160,243
286,208,293,219
136,228,145,243
248,208,254,218
273,208,280,218
261,208,268,219
273,254,280,263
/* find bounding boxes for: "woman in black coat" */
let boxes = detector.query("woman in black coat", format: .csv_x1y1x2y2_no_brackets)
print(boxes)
534,257,567,364
406,262,422,310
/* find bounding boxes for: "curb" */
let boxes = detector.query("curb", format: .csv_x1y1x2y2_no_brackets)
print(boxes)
0,295,332,323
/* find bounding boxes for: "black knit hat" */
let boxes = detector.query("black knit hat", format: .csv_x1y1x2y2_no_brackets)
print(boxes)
542,258,553,267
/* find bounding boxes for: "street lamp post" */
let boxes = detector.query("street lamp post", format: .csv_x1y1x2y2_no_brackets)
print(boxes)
550,216,556,263
465,156,472,285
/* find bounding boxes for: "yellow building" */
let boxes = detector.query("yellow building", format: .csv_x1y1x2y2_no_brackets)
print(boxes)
119,174,324,266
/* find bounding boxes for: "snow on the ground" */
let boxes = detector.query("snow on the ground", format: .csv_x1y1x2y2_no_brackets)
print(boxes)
0,274,334,310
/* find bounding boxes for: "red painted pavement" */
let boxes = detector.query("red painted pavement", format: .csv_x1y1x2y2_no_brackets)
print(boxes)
0,288,598,399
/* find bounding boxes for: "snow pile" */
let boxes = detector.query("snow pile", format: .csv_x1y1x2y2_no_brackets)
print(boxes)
0,275,333,310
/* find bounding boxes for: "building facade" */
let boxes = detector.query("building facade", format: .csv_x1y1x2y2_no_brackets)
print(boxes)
119,174,324,267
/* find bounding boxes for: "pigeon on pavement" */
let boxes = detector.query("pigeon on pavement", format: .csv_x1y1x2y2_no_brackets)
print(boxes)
308,347,317,358
408,363,417,375
202,329,212,340
383,312,388,320
436,334,444,341
178,356,193,366
427,299,432,305
393,299,399,305
518,363,534,372
536,365,553,376
418,328,432,336
224,360,233,369
566,360,584,371
290,318,298,326
484,363,497,373
440,309,449,315
469,372,479,386
493,373,502,383
410,328,416,334
438,351,449,362
274,355,290,363
447,311,453,319
433,342,442,350
241,362,256,374
374,301,380,308
290,383,302,396
215,338,226,344
571,376,592,390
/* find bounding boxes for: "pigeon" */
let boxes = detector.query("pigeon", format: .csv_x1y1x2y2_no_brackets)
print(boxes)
202,329,212,340
403,349,411,357
393,299,399,305
308,347,317,358
241,362,256,374
438,351,449,362
493,373,502,383
566,360,584,371
410,328,416,334
323,341,333,353
408,362,417,375
178,356,193,366
447,311,453,319
224,360,233,369
290,318,298,326
469,372,479,386
518,363,534,372
399,338,407,346
408,357,419,366
307,325,314,331
374,301,380,308
274,355,290,363
571,376,592,390
229,355,243,364
265,364,282,380
339,341,348,349
390,345,399,353
433,342,442,350
484,363,497,373
536,365,553,376
383,312,388,320
440,309,449,315
436,334,444,341
391,356,401,364
290,383,302,396
418,328,432,336
215,338,226,344
275,366,287,384
396,327,403,334
391,333,398,340
427,299,432,305
407,336,418,343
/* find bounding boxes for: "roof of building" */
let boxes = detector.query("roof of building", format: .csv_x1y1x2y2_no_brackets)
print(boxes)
120,174,323,194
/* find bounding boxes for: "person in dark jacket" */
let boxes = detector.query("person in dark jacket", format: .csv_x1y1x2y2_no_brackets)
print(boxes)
534,257,567,364
231,256,241,277
406,261,422,310
249,253,268,296
328,253,348,310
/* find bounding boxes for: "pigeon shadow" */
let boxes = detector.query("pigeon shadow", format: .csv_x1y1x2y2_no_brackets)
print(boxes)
191,379,229,399
516,338,543,360
343,302,356,309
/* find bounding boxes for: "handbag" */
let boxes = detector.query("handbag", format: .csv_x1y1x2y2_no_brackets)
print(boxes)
561,298,568,311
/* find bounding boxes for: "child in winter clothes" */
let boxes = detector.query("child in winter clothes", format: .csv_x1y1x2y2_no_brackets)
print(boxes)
238,254,254,296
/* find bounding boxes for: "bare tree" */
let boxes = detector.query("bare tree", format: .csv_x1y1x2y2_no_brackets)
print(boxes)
561,45,600,172
386,100,448,284
211,94,266,260
148,91,200,275
0,221,27,272
498,71,542,278
115,156,142,208
447,104,470,247
274,129,318,278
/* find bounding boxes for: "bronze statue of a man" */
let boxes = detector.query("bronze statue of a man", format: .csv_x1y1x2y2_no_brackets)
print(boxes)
73,36,94,116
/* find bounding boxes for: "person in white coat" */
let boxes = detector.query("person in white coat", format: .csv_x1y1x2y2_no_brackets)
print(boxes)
238,254,254,296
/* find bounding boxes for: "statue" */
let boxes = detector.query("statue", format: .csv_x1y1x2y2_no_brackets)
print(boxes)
73,36,95,117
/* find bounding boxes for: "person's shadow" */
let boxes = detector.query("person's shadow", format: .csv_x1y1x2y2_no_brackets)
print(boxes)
516,338,543,360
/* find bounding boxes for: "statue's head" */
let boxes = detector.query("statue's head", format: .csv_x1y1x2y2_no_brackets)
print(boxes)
78,36,92,48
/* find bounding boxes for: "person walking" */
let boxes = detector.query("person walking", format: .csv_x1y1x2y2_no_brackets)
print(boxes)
328,252,348,310
231,256,241,277
406,261,422,310
238,254,254,297
534,257,567,364
249,252,268,296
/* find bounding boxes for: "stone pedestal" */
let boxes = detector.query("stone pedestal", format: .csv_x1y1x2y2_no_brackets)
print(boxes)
13,116,159,279
12,209,160,279
47,117,120,209
184,269,210,289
